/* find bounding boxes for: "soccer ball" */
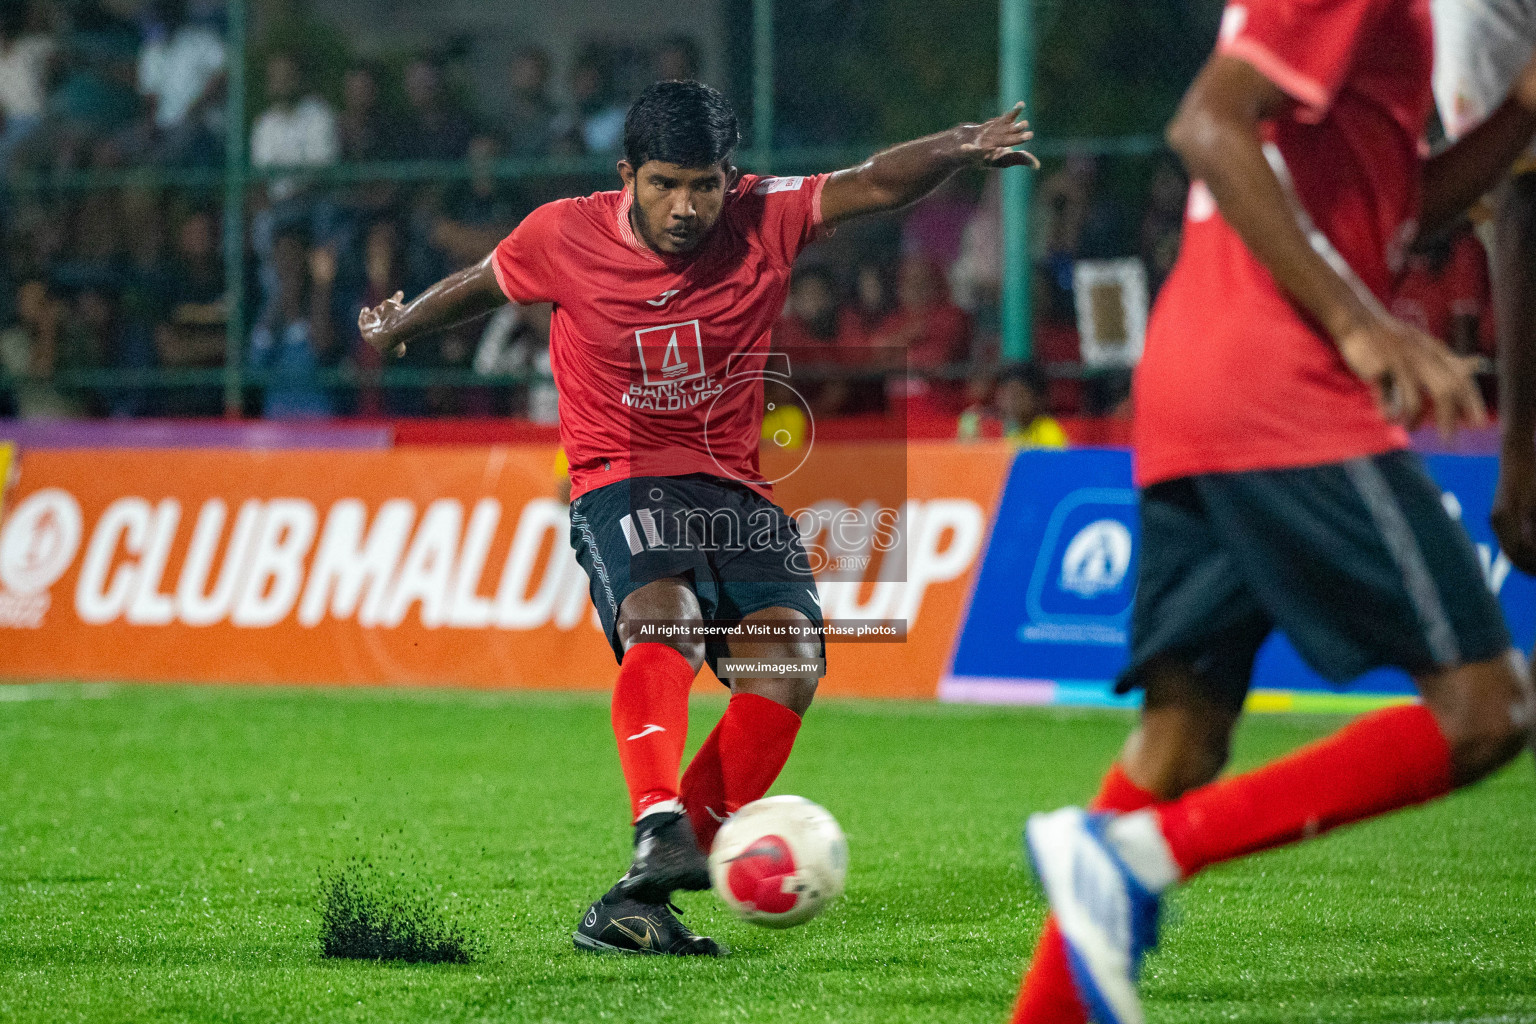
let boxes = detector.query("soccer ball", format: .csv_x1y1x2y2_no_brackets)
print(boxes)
708,795,847,928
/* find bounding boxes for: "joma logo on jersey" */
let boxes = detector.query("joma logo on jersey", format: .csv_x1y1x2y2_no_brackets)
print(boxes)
634,321,706,386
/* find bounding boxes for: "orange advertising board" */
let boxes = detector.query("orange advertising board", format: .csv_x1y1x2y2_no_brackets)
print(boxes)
0,443,1010,698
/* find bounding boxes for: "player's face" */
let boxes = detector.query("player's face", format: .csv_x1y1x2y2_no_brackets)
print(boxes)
621,160,733,255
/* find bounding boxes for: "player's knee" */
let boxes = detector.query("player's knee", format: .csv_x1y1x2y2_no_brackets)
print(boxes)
1437,702,1527,785
734,674,818,717
1126,705,1238,799
616,619,706,673
1424,652,1532,785
785,675,818,715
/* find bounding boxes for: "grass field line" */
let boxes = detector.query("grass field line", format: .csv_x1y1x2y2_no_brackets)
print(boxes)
1402,1016,1536,1024
0,683,117,702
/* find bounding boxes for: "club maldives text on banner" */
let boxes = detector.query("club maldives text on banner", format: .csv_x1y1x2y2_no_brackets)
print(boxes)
943,449,1536,710
0,443,1011,697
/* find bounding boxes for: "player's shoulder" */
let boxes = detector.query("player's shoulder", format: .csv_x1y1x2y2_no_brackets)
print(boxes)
532,189,620,222
724,173,822,238
515,190,623,239
732,173,818,205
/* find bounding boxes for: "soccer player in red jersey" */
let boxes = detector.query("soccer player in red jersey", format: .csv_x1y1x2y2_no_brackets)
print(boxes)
358,81,1037,956
1014,1,1536,1021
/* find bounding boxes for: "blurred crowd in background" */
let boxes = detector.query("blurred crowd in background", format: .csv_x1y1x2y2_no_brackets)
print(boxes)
0,0,1501,440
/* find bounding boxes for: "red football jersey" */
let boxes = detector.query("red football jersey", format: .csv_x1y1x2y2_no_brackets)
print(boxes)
492,173,828,501
1390,231,1492,354
1132,0,1432,486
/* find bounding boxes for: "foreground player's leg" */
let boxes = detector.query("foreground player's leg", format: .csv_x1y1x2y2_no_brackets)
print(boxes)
682,606,817,852
1014,663,1241,1024
606,580,713,903
1029,651,1531,1024
577,578,722,956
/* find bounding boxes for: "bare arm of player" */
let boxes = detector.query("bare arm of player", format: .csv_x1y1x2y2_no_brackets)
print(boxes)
1492,173,1536,573
1420,51,1536,239
1167,54,1485,438
357,251,504,358
817,104,1039,227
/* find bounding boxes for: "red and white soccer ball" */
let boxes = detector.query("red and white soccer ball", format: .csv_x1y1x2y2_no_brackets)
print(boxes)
708,795,848,928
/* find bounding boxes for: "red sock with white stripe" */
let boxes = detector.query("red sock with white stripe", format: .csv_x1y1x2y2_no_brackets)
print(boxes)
681,692,802,851
1125,704,1454,885
1012,764,1157,1024
611,643,695,821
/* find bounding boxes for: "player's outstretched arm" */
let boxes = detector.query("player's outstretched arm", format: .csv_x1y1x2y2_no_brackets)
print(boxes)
1167,54,1485,439
1492,173,1536,573
358,251,505,358
1421,50,1536,239
817,104,1039,227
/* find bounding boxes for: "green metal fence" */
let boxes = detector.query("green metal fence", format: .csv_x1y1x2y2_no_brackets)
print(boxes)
1,0,1167,414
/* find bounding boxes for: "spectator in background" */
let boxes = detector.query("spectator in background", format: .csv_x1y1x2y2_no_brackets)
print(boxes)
1140,158,1187,297
248,226,335,418
155,207,226,416
774,267,849,415
60,286,125,416
430,135,524,265
775,268,842,353
0,0,56,173
951,173,1002,313
251,0,347,109
41,0,141,170
840,261,894,342
654,36,701,82
396,57,472,162
336,63,394,163
334,63,401,243
136,0,225,166
345,216,404,417
859,256,972,417
902,175,974,274
0,279,80,417
958,361,1068,448
250,50,338,325
501,46,558,157
1033,153,1127,321
833,261,897,413
53,190,126,292
250,51,337,197
1391,219,1492,359
557,47,626,154
474,300,555,421
867,256,971,365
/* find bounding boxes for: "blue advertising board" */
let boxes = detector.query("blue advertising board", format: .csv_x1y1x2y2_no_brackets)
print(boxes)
943,450,1536,710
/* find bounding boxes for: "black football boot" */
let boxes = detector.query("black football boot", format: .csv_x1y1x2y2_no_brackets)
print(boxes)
613,809,711,904
573,884,726,956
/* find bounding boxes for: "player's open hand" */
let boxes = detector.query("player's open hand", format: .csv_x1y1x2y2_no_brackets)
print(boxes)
1335,313,1487,440
1493,446,1536,574
358,291,408,358
959,103,1040,169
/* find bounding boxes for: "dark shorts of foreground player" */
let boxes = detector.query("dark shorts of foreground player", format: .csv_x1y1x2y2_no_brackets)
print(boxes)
1119,450,1512,703
569,473,826,676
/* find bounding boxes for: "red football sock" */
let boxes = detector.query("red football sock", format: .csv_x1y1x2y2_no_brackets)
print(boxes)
1156,703,1454,878
682,692,802,851
1012,764,1157,1024
680,719,726,847
611,643,695,821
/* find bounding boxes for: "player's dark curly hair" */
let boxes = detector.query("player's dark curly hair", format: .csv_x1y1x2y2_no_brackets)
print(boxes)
623,80,741,170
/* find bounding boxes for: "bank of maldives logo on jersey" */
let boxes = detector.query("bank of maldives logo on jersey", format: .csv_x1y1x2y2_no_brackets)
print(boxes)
635,320,707,386
1021,487,1137,646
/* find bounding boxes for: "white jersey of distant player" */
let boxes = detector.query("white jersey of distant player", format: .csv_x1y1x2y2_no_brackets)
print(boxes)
1432,0,1536,170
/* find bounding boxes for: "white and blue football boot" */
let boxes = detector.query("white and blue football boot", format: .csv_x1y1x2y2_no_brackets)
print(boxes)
1025,807,1168,1024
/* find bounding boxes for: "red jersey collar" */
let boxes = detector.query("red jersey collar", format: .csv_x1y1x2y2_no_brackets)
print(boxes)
616,189,668,266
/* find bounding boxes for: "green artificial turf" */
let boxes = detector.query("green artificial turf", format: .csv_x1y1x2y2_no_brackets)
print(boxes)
0,683,1532,1023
